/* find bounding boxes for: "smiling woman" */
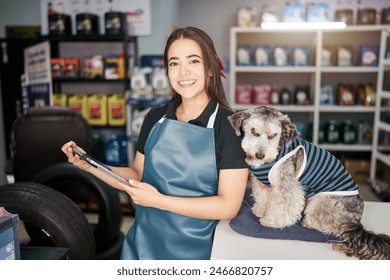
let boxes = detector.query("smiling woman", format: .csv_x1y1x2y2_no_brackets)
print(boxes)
62,26,249,260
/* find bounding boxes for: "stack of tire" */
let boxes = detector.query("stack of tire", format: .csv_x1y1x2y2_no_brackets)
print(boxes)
0,162,124,260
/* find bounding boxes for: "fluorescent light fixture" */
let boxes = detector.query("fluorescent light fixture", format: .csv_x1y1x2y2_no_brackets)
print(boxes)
261,22,346,30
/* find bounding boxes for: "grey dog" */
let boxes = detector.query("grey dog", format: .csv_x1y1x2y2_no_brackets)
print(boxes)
228,105,390,260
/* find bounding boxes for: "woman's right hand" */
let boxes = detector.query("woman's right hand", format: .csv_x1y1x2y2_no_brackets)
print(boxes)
61,141,91,172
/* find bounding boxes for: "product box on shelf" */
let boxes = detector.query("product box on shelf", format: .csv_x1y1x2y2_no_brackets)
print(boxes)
105,53,124,79
337,46,354,66
237,6,257,27
0,207,20,260
292,47,311,66
254,45,272,66
64,58,80,78
273,46,291,66
237,45,253,66
283,2,305,22
358,45,379,67
82,55,104,78
107,94,126,126
344,159,372,184
87,94,107,126
253,84,271,105
236,84,253,104
51,57,65,78
307,3,330,22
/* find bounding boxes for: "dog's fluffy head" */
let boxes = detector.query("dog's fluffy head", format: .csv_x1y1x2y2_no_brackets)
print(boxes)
228,106,299,167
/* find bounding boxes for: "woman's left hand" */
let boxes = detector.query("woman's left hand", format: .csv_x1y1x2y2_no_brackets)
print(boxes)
119,179,164,208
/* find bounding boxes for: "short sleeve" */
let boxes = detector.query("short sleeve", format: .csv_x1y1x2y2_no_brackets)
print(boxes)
135,105,168,154
217,108,248,170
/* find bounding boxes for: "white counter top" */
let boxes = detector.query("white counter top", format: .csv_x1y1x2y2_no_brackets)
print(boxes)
211,201,390,260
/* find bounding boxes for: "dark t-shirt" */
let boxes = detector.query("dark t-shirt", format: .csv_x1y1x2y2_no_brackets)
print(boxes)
135,98,248,171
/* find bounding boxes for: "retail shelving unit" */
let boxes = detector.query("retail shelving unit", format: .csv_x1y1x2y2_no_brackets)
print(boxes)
46,34,138,165
229,26,386,153
370,27,390,182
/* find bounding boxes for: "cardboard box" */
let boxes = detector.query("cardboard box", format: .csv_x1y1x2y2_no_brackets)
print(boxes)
0,207,20,260
344,159,370,184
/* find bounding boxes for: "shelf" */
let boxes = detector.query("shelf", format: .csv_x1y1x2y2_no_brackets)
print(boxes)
370,27,390,181
41,34,137,42
127,97,170,107
376,151,390,166
46,33,138,166
53,78,130,83
321,66,379,73
319,144,372,152
233,104,314,112
234,66,316,73
230,25,386,154
319,106,375,113
379,121,390,133
380,91,390,99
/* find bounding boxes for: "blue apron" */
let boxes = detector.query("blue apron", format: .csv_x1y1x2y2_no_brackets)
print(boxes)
120,104,219,260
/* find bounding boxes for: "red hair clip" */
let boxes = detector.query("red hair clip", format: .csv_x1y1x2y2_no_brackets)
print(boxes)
217,56,227,79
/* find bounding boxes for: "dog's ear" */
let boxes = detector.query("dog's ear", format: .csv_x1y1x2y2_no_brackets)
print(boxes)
228,111,251,136
280,114,300,146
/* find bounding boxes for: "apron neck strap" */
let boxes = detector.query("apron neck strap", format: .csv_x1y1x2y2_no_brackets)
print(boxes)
158,103,219,128
206,103,219,128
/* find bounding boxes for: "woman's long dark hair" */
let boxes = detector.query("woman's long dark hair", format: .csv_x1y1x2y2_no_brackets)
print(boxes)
163,26,231,110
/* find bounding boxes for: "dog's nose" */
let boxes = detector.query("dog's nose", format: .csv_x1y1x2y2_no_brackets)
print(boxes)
255,152,265,159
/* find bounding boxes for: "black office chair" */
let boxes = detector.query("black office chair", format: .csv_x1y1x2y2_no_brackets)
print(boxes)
5,106,124,259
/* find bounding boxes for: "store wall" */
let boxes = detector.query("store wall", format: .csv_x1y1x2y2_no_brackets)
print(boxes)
0,0,389,184
0,76,6,184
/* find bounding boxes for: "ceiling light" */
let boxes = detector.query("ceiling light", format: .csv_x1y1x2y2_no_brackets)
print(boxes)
261,22,347,30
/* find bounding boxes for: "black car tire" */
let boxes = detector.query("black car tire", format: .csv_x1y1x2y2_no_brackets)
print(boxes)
32,162,122,243
0,182,95,259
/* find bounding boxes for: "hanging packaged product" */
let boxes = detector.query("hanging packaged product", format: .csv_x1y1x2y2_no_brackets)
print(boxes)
87,94,107,126
68,94,88,120
107,93,126,126
52,93,67,107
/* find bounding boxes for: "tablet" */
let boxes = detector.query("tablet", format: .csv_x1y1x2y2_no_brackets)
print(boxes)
73,148,131,186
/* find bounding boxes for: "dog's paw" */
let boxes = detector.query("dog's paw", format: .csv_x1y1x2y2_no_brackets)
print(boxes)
260,211,301,228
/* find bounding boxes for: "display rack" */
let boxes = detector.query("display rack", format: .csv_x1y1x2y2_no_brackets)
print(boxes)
229,26,386,152
45,34,138,165
370,27,390,184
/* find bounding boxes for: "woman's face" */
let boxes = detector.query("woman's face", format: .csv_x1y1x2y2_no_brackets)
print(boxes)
167,38,209,101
